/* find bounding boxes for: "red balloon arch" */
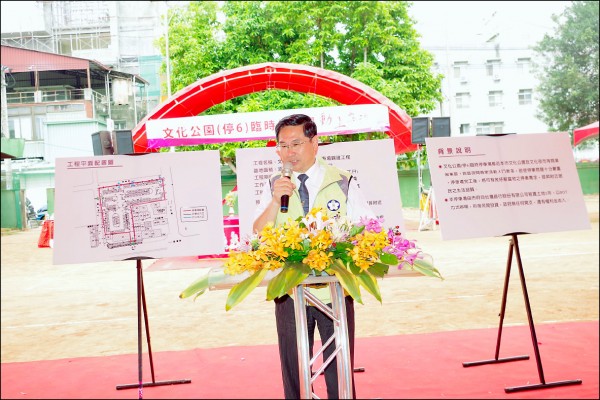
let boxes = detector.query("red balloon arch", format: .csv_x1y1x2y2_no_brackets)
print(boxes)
132,62,416,154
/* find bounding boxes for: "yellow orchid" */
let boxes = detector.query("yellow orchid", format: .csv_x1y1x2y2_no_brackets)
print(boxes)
185,208,443,311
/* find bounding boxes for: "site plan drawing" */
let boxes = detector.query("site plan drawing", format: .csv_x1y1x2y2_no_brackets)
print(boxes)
53,151,225,265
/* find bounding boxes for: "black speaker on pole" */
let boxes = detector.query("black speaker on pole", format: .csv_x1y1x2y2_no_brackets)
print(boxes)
91,131,114,155
112,130,134,155
411,117,430,145
431,117,451,137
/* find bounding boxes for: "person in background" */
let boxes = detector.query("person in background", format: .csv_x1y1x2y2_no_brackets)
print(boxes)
253,113,375,399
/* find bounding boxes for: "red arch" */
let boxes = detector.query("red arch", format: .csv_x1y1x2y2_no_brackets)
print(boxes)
132,62,416,154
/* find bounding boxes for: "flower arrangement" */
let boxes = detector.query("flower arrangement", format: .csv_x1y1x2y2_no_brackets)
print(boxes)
180,208,442,310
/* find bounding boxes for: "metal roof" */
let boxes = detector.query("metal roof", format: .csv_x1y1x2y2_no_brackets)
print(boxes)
1,45,148,84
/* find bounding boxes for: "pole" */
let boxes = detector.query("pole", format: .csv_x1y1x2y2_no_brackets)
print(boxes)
1,66,13,190
164,1,175,153
1,66,10,138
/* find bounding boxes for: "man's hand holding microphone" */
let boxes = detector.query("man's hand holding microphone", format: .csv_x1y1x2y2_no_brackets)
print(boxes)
274,162,294,213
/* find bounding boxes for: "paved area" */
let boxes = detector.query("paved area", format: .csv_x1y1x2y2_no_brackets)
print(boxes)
1,196,598,363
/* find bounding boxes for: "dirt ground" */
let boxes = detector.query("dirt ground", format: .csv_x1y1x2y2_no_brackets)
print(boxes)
1,197,598,364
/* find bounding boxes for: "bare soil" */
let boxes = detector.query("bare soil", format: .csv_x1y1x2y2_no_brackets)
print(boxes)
1,197,598,363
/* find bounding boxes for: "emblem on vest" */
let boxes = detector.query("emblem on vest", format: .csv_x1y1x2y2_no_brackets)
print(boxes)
327,199,341,211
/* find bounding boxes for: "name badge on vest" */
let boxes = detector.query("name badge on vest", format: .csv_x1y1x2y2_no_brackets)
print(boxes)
327,199,341,212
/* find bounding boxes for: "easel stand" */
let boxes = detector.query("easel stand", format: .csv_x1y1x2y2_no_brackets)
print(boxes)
116,258,191,398
462,234,582,393
292,275,354,399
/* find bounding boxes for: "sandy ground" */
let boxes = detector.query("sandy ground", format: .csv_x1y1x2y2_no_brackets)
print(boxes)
1,197,598,364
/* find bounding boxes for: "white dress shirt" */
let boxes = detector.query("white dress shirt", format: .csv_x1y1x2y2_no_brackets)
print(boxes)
253,158,376,223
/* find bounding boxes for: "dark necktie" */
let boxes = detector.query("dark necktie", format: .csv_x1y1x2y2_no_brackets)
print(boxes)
298,174,309,215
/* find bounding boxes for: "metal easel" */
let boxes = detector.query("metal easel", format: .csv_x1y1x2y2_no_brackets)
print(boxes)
462,233,582,393
116,257,191,398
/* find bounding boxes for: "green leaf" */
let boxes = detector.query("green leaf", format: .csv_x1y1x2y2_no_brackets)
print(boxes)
367,262,389,278
346,261,361,275
380,252,398,265
179,271,210,300
349,225,365,237
225,269,268,311
356,271,382,303
266,263,310,301
329,259,363,304
410,259,444,280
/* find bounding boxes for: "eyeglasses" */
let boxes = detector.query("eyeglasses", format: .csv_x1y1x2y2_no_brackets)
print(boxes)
276,140,310,151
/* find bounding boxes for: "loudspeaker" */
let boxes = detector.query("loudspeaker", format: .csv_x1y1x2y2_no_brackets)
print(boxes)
111,130,134,155
91,131,114,155
431,117,451,137
411,117,430,145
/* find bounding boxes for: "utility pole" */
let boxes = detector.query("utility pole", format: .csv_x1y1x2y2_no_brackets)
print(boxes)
164,1,175,153
1,65,10,138
1,65,13,191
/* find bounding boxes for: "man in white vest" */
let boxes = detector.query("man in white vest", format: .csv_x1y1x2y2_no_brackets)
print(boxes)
254,113,375,399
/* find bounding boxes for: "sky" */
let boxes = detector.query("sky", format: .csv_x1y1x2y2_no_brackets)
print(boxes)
2,1,571,47
1,1,46,33
408,1,570,48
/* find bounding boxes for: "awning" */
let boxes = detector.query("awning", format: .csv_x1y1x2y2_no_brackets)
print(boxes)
573,121,599,146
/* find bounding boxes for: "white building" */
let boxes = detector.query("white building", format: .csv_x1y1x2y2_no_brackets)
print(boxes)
409,1,572,137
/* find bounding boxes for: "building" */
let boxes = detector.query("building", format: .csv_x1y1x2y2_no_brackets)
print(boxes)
1,1,168,226
409,1,570,138
1,1,168,110
1,44,149,227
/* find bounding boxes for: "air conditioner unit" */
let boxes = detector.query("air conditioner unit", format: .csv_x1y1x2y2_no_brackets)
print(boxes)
460,76,468,83
493,74,501,81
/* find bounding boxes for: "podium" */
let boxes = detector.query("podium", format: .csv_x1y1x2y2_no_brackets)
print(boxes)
292,275,353,398
199,264,422,399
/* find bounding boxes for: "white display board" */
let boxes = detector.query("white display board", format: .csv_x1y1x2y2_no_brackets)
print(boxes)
425,133,591,240
236,139,405,238
53,151,225,264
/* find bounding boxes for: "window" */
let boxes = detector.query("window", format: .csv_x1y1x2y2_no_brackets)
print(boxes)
453,61,468,79
488,91,503,107
486,59,501,76
456,92,470,109
518,89,533,105
57,32,111,55
8,120,16,139
517,57,531,73
114,120,128,130
476,122,504,135
459,124,470,135
34,116,46,141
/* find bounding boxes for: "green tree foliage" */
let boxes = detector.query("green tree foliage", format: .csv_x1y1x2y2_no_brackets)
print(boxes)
533,1,599,132
158,1,443,164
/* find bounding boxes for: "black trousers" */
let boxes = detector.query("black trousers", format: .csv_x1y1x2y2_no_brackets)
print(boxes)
274,294,356,399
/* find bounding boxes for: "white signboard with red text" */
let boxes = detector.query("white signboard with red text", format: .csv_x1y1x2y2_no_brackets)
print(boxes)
53,151,225,264
145,104,390,148
426,132,590,240
235,139,405,239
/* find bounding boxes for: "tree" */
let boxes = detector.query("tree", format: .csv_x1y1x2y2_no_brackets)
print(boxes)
533,1,599,133
160,1,443,164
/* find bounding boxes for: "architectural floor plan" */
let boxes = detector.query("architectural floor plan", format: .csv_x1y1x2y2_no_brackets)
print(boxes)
53,151,224,265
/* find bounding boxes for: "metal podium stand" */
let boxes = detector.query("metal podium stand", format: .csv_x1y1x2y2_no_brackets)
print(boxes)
292,275,353,399
158,258,424,398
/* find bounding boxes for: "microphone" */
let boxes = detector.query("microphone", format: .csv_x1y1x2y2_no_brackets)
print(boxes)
280,162,293,213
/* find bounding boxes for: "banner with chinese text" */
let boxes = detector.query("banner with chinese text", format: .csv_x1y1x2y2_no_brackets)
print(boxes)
145,104,390,148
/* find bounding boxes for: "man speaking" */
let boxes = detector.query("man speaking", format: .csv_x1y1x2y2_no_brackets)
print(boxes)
253,113,375,399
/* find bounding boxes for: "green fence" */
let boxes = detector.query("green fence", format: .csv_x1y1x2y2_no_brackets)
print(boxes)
577,162,600,195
